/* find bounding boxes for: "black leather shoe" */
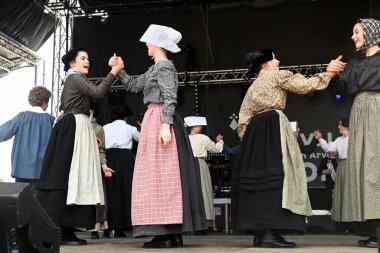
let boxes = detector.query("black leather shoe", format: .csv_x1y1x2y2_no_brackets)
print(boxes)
253,231,262,247
60,232,87,245
114,229,127,238
261,230,296,248
170,234,183,247
358,237,378,248
91,232,99,239
143,235,174,248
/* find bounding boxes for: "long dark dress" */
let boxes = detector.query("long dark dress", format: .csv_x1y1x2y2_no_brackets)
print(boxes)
118,61,207,237
231,110,305,232
37,72,116,229
104,149,135,230
329,51,380,237
232,69,331,233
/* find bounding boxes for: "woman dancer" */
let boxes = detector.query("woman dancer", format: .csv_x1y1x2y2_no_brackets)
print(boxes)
37,47,124,245
329,18,380,248
185,116,224,229
110,24,206,248
231,49,343,248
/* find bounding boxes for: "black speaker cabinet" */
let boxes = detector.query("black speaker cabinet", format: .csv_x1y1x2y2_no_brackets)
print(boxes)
0,182,60,253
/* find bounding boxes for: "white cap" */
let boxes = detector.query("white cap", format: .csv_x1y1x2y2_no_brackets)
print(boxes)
184,116,207,127
140,24,182,53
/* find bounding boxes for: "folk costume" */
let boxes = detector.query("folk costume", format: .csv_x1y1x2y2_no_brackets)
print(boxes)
328,18,380,245
118,25,206,248
103,105,140,236
37,48,116,245
231,49,331,247
185,116,224,222
317,118,349,222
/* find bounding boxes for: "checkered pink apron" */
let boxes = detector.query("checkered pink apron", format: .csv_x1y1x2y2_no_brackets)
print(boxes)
131,103,183,225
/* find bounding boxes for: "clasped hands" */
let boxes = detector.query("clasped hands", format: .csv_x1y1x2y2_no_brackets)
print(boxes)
326,55,346,77
109,53,124,75
109,53,122,67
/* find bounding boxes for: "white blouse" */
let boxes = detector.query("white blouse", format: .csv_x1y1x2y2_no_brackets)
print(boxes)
103,120,140,149
318,135,348,159
188,134,224,158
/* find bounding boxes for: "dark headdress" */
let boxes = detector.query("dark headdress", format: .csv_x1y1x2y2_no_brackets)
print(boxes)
245,49,273,76
357,18,380,51
62,47,87,71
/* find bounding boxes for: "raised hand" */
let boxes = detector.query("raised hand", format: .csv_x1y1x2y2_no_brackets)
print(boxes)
216,134,223,142
326,55,346,77
110,55,124,75
108,53,118,67
313,129,322,139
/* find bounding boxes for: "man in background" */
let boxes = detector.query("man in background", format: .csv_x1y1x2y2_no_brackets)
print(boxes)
0,86,54,196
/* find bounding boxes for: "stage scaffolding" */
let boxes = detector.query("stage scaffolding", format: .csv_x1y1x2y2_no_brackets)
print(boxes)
0,32,41,79
44,1,328,117
43,0,77,116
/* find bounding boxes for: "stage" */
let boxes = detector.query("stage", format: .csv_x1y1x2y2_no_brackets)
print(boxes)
61,233,376,252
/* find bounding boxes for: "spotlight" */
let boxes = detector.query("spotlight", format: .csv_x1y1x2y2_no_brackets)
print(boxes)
335,94,343,101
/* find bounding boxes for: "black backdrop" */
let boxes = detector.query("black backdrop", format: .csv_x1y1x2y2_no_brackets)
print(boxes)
0,0,55,51
73,0,378,189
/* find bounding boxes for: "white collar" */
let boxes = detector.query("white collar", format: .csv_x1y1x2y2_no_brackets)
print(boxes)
29,106,47,114
114,119,127,124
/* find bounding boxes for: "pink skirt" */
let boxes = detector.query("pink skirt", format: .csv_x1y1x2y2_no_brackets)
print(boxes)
131,103,183,225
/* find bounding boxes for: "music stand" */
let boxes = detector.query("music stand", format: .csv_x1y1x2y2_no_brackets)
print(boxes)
206,152,230,197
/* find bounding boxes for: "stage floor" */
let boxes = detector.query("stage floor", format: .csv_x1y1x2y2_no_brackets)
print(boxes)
61,233,377,252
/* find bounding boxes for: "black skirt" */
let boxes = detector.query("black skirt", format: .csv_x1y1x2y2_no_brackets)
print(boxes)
133,112,207,237
37,114,95,229
231,110,305,233
104,148,135,230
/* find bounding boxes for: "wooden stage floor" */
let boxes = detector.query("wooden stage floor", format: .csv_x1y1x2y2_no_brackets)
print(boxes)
61,233,378,253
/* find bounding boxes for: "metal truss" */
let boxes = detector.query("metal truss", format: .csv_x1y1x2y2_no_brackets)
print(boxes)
46,1,75,117
0,32,41,78
91,64,328,90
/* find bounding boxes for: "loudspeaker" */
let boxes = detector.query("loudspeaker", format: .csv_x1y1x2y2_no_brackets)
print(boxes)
0,182,60,253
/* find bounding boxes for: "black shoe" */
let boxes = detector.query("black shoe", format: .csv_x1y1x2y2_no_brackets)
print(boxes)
143,235,174,248
358,237,378,248
91,232,99,239
170,234,183,247
103,229,111,238
261,230,296,248
60,231,87,245
114,229,127,238
253,231,262,247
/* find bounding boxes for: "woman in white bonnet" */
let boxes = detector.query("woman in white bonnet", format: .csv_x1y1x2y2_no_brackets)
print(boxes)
109,24,207,248
185,116,224,229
